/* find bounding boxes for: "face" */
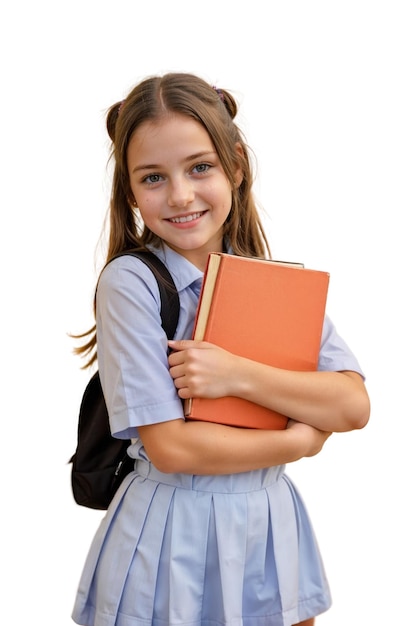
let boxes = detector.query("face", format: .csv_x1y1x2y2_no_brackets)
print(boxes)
127,114,240,269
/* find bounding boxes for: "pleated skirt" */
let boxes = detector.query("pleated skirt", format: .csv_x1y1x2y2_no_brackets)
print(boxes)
72,460,331,626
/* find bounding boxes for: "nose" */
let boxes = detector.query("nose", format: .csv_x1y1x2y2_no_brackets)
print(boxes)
167,177,195,209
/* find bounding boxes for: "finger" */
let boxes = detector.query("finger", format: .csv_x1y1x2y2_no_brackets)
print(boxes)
168,364,185,380
172,375,191,395
168,351,183,367
167,339,195,351
177,386,192,400
168,339,207,351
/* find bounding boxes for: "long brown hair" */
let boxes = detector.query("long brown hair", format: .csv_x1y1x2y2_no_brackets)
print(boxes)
75,72,271,367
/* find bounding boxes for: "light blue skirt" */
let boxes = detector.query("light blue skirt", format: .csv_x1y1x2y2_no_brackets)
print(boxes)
72,460,331,626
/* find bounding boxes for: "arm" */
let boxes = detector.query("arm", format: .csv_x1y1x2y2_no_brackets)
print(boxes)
167,340,370,433
138,417,331,475
233,359,369,432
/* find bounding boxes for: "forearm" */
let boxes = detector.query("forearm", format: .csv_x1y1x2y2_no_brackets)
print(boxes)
231,356,370,432
139,418,325,475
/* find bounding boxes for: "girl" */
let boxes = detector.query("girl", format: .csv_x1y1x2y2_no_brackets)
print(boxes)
72,72,370,626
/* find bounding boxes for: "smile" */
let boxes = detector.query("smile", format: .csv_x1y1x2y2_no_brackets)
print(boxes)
169,212,205,224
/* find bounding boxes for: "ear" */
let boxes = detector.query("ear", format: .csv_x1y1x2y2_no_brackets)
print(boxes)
128,191,137,207
234,143,244,187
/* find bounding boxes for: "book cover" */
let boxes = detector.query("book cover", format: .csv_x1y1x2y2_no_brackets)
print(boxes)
184,253,330,430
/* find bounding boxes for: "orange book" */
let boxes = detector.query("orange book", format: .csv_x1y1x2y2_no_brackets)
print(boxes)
184,253,329,430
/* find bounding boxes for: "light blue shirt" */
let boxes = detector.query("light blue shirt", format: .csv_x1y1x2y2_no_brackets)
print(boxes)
96,244,364,441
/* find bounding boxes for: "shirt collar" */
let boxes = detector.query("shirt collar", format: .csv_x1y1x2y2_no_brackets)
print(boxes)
148,241,234,294
148,243,203,293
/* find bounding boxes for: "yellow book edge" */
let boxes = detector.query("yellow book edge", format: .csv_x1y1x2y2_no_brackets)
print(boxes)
193,254,222,341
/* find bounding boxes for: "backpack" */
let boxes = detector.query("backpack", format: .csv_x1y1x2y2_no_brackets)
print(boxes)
70,250,180,510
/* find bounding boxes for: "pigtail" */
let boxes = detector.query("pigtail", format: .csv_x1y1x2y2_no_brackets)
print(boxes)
217,89,238,120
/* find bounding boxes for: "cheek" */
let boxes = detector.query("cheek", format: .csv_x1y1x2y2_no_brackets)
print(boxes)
220,184,233,211
138,204,155,223
136,200,153,225
208,178,233,204
136,193,156,214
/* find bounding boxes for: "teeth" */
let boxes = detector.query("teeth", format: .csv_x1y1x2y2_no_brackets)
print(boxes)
170,212,203,224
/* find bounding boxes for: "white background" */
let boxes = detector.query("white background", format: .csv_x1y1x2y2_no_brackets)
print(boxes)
1,1,415,624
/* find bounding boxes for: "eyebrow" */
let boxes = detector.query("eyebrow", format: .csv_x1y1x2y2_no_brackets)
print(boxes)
131,151,217,174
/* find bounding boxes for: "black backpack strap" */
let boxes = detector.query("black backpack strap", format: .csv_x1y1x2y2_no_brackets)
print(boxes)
108,249,180,339
70,249,180,510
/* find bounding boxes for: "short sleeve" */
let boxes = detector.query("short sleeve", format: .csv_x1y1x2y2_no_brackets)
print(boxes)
96,255,184,439
318,316,365,378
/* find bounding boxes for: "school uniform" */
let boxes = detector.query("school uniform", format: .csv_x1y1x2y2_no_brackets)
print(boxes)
72,243,364,626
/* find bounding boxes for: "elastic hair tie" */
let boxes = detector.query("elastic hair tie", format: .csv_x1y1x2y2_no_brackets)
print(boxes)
212,86,224,102
118,100,125,115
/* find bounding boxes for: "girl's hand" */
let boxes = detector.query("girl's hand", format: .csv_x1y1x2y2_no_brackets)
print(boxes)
286,419,332,457
168,339,237,400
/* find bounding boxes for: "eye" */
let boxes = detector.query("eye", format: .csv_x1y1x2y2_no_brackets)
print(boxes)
192,163,211,174
143,173,162,184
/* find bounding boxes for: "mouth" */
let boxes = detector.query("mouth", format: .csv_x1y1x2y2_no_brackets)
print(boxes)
168,211,206,224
